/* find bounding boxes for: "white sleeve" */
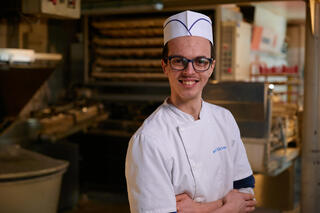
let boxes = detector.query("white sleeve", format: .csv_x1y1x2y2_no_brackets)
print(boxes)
238,187,254,195
125,133,177,213
226,110,253,181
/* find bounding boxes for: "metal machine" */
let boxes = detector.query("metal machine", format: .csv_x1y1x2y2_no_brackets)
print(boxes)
22,0,81,19
203,82,300,176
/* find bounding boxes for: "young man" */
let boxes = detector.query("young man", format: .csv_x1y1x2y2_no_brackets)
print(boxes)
125,10,256,213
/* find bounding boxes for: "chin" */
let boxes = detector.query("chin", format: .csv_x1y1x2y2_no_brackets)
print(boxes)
179,92,201,101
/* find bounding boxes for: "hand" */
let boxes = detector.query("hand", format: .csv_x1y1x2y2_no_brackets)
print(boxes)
176,193,201,213
222,190,256,213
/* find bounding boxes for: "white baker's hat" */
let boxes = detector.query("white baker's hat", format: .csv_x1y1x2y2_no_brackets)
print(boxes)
163,10,213,45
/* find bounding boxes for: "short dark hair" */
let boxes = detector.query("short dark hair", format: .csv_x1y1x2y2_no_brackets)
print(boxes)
162,41,215,62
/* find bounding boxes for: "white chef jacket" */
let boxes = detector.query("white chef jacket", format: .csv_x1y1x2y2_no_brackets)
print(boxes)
125,99,253,213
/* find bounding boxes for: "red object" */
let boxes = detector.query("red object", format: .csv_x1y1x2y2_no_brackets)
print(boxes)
259,66,268,74
282,65,299,74
251,26,263,50
273,35,278,48
270,66,281,73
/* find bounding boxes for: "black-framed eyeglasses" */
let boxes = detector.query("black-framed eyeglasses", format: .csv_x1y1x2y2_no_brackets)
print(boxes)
164,55,213,72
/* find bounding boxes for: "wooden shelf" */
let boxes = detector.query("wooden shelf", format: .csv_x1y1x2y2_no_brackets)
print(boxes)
272,91,302,96
250,73,300,77
250,71,303,105
266,81,302,85
91,71,166,79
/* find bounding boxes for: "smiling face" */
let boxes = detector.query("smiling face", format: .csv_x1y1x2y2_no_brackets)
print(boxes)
162,36,215,104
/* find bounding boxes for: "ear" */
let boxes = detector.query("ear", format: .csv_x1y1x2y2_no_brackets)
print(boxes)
208,60,216,76
211,60,216,70
161,59,169,75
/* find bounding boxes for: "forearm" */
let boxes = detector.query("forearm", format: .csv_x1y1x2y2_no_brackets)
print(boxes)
209,203,236,213
197,199,224,213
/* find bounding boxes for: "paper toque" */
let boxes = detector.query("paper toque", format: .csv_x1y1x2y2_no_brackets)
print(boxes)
163,10,213,45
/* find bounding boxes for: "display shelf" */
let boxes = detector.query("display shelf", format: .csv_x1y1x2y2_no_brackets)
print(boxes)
250,72,299,77
265,80,302,85
250,65,303,105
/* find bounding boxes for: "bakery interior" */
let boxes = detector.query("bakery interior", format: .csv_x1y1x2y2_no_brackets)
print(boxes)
0,0,319,213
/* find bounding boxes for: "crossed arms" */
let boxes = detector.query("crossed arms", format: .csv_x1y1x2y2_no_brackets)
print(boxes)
175,189,256,213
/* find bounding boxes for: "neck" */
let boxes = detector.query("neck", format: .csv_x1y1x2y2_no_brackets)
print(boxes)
168,96,202,120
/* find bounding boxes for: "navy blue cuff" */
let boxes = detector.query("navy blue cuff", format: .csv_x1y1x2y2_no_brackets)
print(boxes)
233,174,255,189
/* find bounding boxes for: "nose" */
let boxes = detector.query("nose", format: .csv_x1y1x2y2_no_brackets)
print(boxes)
182,61,196,75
